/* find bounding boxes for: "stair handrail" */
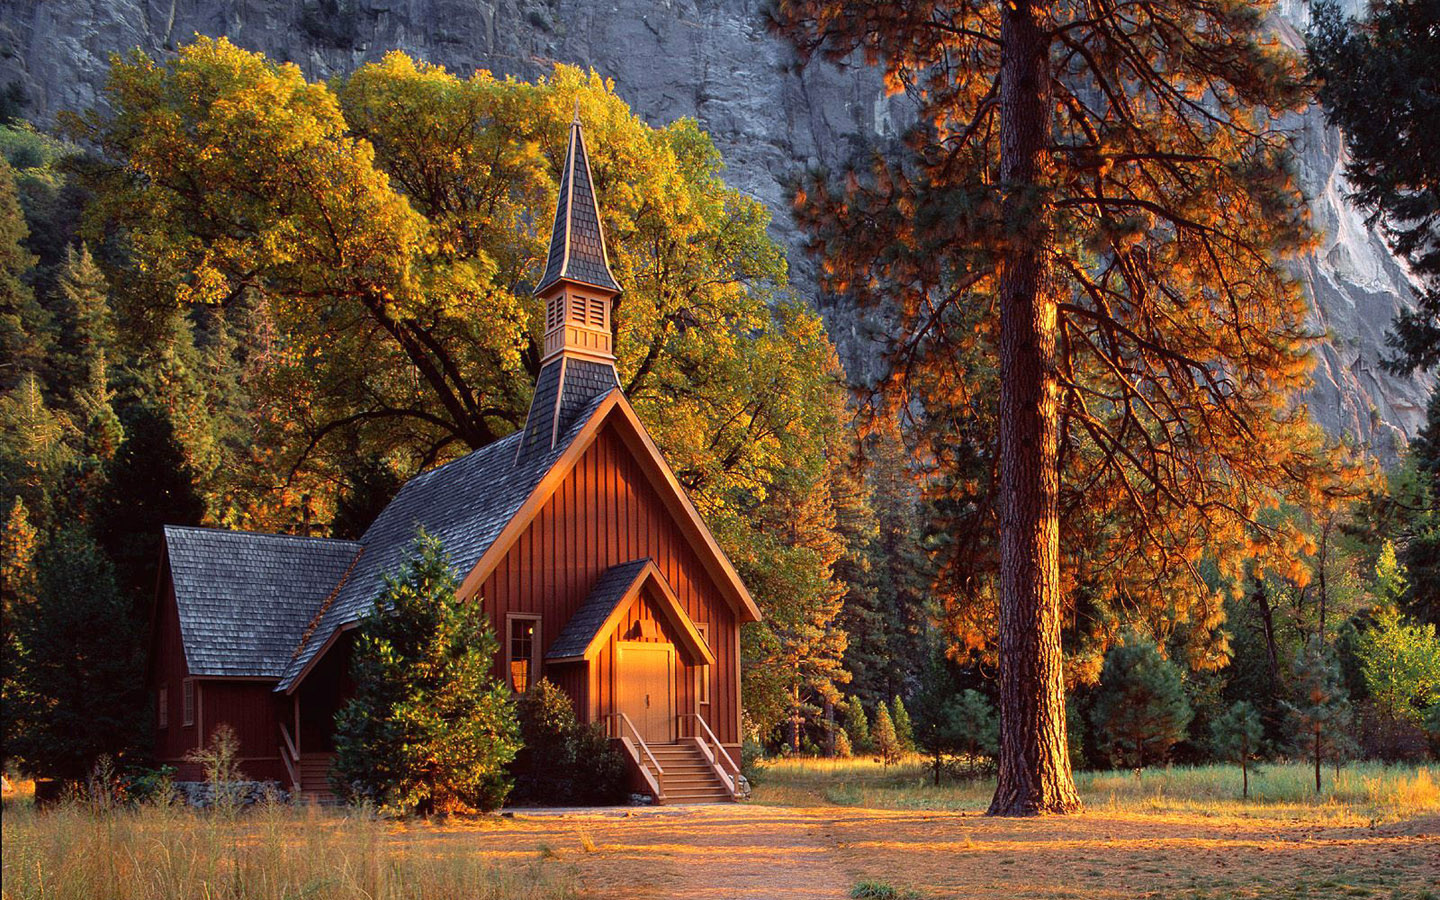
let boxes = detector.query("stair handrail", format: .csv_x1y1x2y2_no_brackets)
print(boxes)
612,712,664,776
686,712,740,797
278,723,300,792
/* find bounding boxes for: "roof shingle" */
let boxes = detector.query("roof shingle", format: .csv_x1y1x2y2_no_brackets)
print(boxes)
163,526,361,678
546,559,653,660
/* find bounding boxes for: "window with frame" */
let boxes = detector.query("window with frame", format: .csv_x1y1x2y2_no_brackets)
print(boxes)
696,624,711,705
158,684,168,729
508,616,541,694
182,678,195,727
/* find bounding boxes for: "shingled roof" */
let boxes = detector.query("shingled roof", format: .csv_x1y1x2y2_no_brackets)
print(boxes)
536,116,620,295
546,559,653,660
163,526,361,678
276,389,615,691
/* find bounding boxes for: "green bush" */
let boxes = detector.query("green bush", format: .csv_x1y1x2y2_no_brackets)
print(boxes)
331,532,519,815
842,696,870,753
509,678,626,805
1090,632,1192,768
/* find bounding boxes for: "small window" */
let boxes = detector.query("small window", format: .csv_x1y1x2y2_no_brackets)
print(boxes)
508,616,540,694
546,297,564,329
182,678,195,727
696,624,711,705
587,295,606,327
158,685,168,729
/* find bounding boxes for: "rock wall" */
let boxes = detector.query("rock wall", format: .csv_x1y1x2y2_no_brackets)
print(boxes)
2,0,1431,450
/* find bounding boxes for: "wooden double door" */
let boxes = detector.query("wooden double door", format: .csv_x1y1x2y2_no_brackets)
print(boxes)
616,642,674,744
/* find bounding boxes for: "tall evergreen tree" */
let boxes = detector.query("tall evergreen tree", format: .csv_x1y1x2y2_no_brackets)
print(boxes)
331,454,404,540
1310,0,1440,374
773,0,1355,814
7,526,145,782
0,495,37,766
93,404,205,604
0,159,49,391
332,532,518,815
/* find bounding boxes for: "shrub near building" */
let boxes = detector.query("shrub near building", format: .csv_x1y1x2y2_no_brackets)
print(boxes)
331,532,519,815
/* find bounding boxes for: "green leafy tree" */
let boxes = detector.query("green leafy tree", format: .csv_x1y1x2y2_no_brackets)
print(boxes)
890,695,914,753
1310,0,1440,374
872,701,902,767
833,728,854,758
510,677,626,806
1283,639,1354,792
842,695,870,754
8,526,145,782
1211,701,1265,798
331,531,518,815
1356,602,1440,730
1090,635,1193,768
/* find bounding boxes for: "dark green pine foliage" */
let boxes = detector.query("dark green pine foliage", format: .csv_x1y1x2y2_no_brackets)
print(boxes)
0,159,49,391
840,430,934,707
509,678,627,805
331,454,404,540
1090,634,1193,768
331,531,519,815
1310,0,1440,374
93,404,205,605
1283,638,1355,792
1211,700,1265,798
841,694,870,753
8,526,145,781
1400,391,1440,623
913,656,999,783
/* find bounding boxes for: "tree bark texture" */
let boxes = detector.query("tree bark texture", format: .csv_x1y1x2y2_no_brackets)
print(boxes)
987,0,1081,817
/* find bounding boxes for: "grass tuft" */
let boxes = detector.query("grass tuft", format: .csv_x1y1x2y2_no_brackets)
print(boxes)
1,793,575,900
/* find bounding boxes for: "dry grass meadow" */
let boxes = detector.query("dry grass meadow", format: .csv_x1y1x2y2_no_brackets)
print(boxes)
3,760,1438,899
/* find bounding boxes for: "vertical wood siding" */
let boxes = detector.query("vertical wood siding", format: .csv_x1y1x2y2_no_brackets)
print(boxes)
476,424,741,744
150,573,198,770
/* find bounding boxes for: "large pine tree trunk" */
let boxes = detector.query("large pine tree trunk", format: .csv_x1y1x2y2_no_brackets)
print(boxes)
987,0,1081,817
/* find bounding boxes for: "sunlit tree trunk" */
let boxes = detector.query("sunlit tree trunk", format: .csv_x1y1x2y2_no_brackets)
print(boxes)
987,0,1081,817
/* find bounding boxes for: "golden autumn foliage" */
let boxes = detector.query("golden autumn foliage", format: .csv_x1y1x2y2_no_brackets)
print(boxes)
68,38,852,738
771,0,1375,679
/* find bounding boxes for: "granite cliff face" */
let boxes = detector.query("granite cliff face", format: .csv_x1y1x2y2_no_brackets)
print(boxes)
1,0,1431,450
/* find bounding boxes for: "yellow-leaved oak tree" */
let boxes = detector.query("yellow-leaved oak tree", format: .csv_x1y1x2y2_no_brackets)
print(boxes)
771,0,1366,813
71,39,853,742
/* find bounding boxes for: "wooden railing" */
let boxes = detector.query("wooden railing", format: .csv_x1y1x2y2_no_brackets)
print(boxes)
606,712,664,801
684,712,741,799
278,723,300,792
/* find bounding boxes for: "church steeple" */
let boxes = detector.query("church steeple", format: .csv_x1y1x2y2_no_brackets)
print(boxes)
536,110,620,363
515,112,622,467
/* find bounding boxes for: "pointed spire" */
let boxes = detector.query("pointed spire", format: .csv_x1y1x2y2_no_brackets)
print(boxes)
537,114,620,296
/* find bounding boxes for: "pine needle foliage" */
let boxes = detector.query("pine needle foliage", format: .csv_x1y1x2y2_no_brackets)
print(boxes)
770,0,1367,673
1090,634,1193,768
332,531,519,815
1309,0,1440,375
1211,700,1264,797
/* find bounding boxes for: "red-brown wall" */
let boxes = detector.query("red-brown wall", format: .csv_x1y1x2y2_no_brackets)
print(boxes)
474,423,742,744
150,556,285,782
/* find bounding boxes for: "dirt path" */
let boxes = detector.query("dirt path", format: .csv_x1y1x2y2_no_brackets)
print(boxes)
427,804,1440,899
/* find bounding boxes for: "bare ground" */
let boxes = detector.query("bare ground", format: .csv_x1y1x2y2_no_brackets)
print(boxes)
422,804,1440,899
